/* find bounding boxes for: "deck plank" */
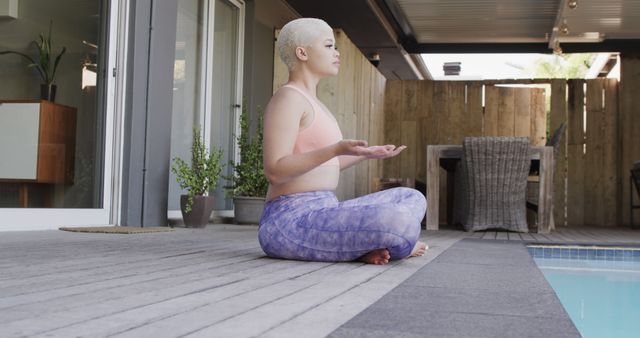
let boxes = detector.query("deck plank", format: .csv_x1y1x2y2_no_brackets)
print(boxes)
0,255,285,325
28,262,356,337
0,245,258,293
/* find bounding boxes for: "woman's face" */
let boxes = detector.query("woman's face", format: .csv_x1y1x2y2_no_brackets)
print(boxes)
304,29,340,76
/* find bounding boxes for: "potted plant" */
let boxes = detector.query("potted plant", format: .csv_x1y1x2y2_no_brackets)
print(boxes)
171,127,224,228
0,20,67,102
227,104,269,224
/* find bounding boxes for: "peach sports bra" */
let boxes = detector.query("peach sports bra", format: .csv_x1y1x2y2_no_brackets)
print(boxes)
282,84,343,166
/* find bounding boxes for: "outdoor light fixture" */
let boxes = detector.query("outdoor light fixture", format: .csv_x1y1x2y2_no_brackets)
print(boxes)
560,20,570,35
368,53,380,67
548,0,596,53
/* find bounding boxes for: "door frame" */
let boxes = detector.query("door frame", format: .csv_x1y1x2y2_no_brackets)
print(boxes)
203,0,245,161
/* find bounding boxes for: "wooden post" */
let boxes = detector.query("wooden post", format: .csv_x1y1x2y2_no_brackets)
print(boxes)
550,79,567,228
538,147,555,233
603,78,619,226
530,88,547,146
426,146,440,230
19,183,28,208
566,79,585,227
584,79,606,226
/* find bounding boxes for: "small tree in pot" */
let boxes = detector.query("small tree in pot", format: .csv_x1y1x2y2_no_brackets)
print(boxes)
226,104,268,224
172,127,224,228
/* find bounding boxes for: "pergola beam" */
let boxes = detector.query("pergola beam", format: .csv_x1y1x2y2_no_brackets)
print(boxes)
548,0,568,52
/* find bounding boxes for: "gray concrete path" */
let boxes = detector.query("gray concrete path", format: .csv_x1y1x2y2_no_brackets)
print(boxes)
329,238,581,338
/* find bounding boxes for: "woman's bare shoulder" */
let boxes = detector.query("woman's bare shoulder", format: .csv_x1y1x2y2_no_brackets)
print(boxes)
266,86,311,117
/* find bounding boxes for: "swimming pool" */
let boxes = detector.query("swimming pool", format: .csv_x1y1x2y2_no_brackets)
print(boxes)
528,245,640,338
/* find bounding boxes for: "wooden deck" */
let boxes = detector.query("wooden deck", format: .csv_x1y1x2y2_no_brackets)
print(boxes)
470,226,640,244
1,225,639,338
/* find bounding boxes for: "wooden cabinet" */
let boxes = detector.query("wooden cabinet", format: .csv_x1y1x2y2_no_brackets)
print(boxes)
0,100,76,184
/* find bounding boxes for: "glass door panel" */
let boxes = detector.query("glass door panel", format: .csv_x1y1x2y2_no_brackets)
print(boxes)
168,0,244,214
209,0,241,210
0,0,106,209
168,0,207,212
0,0,118,230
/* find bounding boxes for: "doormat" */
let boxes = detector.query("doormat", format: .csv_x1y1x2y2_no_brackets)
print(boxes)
59,226,175,234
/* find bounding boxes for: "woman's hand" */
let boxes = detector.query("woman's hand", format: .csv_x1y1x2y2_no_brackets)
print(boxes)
335,139,370,156
361,144,407,159
336,140,406,159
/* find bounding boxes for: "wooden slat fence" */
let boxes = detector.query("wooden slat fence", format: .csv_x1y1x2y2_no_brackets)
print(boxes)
564,78,622,227
619,55,640,227
566,79,586,227
384,75,640,228
384,81,546,224
571,78,620,226
384,81,547,182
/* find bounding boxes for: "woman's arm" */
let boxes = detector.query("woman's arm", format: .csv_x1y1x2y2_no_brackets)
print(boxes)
263,89,373,184
338,155,366,170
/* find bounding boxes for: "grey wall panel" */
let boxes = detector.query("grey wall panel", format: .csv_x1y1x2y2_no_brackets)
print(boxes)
120,0,177,227
141,0,178,226
120,0,151,226
243,0,297,133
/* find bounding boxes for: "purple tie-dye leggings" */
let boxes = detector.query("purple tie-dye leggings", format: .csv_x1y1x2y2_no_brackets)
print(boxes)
258,187,426,262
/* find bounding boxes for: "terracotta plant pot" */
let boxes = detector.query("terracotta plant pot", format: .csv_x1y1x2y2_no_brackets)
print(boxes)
180,195,215,228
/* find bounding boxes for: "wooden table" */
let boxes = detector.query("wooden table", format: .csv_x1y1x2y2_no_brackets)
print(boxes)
426,145,554,233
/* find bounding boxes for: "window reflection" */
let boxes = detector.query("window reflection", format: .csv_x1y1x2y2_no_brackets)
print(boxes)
0,0,104,208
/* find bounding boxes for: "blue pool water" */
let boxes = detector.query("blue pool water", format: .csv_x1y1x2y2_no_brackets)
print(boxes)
529,246,640,338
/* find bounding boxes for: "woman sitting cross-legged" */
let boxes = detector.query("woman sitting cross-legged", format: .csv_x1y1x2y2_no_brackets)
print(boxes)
258,18,427,265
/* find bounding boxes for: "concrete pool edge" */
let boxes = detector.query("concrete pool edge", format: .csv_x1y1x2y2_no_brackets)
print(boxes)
330,238,581,337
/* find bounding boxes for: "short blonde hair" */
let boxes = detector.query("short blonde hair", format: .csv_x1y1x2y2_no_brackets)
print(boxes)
277,18,333,71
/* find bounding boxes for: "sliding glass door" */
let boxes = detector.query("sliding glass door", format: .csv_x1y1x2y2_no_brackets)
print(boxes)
0,0,123,230
208,0,244,210
168,0,244,216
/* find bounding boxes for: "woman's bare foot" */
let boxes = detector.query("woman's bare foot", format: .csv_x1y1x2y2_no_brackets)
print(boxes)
410,241,428,257
359,249,391,265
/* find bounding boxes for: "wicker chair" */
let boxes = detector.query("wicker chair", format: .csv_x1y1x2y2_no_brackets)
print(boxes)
453,137,531,232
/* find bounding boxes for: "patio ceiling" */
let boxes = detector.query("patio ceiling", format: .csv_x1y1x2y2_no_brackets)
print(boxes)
283,0,640,80
393,0,640,54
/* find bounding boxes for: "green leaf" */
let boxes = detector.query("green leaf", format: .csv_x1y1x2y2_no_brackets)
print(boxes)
172,127,225,213
0,20,65,85
51,47,66,85
226,101,269,197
